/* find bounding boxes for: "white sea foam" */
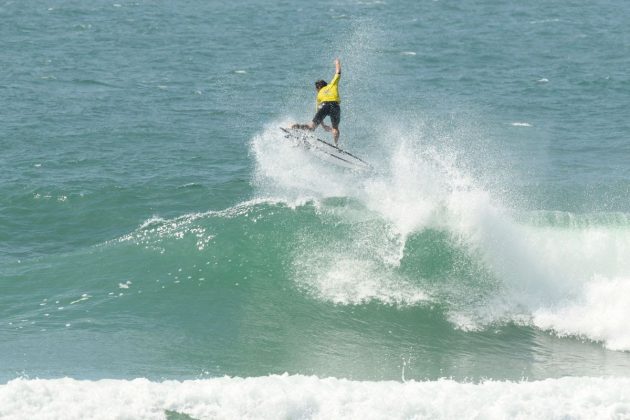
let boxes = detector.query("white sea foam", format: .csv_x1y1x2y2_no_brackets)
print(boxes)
294,256,428,306
69,294,91,305
533,276,630,351
1,375,629,420
117,197,292,250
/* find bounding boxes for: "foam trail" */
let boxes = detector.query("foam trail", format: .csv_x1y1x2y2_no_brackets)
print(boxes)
1,375,629,419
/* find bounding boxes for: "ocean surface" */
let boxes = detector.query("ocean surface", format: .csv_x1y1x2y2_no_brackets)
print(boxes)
2,0,630,418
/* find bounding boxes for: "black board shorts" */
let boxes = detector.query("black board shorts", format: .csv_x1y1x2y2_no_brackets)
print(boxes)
313,102,341,129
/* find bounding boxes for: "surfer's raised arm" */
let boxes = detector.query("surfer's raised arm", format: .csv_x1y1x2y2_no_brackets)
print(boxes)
335,58,341,75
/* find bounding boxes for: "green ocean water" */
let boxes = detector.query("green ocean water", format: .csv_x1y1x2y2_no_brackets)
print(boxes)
2,0,630,389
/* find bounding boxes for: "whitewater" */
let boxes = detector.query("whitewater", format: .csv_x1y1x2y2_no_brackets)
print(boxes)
2,375,630,419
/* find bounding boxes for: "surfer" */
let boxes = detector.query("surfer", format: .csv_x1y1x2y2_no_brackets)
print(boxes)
291,58,342,145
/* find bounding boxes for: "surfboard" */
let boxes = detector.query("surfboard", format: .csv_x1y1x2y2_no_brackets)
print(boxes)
279,127,372,171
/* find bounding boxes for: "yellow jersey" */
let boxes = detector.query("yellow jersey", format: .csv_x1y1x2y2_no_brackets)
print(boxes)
316,73,340,107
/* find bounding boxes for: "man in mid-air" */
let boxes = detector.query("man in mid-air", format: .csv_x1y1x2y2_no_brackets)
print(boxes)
291,58,342,145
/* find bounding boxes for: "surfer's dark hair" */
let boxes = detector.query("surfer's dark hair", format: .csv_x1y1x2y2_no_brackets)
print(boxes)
315,80,327,89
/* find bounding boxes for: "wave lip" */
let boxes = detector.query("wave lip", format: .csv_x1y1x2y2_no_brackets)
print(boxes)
1,375,629,420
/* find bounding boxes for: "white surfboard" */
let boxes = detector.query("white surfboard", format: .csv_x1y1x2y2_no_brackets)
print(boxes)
280,128,372,171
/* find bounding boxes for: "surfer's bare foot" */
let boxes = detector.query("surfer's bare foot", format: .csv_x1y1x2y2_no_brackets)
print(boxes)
291,123,315,131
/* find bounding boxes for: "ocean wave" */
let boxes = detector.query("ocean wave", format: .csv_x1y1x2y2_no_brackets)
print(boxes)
105,192,630,349
1,375,629,420
248,122,630,350
10,122,629,358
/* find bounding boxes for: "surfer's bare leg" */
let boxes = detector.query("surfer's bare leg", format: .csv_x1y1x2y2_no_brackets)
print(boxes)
320,123,339,145
332,127,339,146
320,123,340,145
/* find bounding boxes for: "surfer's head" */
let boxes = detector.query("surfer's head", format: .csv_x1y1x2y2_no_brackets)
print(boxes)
315,80,327,91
